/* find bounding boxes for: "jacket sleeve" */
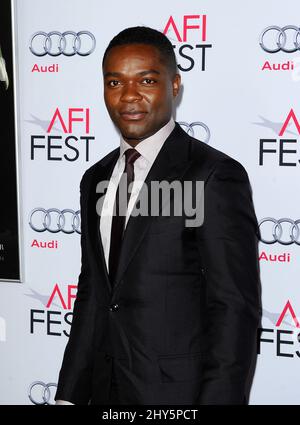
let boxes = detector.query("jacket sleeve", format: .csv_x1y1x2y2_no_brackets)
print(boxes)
196,158,262,404
55,172,97,405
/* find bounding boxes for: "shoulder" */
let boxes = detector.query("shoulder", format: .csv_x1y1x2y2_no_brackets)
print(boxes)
179,126,249,182
79,147,119,189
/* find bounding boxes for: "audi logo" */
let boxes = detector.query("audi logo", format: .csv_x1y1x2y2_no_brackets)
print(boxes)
178,121,210,144
29,31,96,57
29,208,81,234
259,218,300,245
28,381,57,405
259,25,300,53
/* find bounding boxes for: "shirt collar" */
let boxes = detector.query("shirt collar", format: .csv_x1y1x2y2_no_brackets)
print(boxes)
119,118,175,164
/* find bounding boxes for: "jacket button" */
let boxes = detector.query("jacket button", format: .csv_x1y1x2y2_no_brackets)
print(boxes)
109,303,119,312
105,354,112,361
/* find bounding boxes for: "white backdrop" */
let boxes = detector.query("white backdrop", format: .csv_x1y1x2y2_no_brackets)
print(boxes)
1,0,300,404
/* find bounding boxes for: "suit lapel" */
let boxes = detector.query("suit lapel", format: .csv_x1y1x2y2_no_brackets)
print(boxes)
88,148,119,294
113,123,194,293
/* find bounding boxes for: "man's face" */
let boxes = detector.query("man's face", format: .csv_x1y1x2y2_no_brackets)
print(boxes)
103,43,180,145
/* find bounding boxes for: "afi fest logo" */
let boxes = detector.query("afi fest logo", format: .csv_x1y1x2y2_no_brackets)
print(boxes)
163,14,212,72
259,300,300,359
30,283,77,337
30,107,94,162
258,109,300,167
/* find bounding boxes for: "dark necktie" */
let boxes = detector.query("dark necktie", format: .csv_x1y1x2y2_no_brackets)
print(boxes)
108,148,141,285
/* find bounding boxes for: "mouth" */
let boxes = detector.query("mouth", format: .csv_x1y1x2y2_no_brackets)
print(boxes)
120,111,148,121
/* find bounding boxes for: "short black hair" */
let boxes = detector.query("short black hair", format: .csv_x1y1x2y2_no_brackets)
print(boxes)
102,26,178,75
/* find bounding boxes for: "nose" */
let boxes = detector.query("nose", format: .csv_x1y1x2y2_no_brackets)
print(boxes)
120,82,142,103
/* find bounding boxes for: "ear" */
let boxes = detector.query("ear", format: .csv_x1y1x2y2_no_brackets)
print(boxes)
172,73,181,97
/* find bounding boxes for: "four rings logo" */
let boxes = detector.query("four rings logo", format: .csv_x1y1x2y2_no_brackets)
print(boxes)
28,381,57,405
178,121,210,144
260,25,300,53
259,218,300,245
29,31,96,57
29,208,81,234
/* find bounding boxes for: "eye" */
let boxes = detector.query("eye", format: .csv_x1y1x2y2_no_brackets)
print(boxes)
107,80,120,87
142,78,156,85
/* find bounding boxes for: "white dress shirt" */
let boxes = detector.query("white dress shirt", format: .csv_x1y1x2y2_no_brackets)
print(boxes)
99,118,175,273
55,118,175,406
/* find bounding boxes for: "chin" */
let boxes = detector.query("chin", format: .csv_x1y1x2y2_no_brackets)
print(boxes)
121,126,148,141
122,132,146,141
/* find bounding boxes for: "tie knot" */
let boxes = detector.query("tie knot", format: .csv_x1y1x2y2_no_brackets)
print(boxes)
124,148,141,165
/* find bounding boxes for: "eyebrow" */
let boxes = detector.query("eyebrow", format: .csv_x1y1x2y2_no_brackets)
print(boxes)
104,69,161,78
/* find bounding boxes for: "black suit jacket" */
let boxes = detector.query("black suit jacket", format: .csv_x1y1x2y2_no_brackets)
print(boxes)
55,123,261,405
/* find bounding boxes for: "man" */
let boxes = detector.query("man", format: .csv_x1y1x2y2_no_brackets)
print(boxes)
55,26,261,405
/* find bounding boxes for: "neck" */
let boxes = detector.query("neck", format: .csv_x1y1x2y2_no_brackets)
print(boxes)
121,119,173,147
